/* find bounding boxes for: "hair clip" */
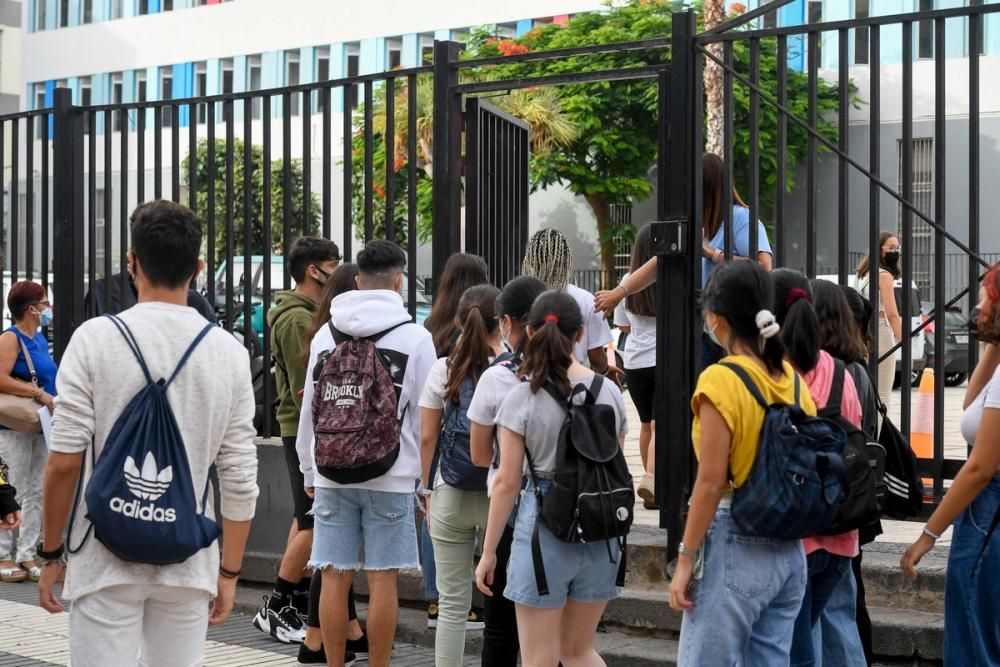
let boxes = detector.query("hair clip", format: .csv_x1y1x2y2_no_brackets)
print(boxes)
544,314,559,325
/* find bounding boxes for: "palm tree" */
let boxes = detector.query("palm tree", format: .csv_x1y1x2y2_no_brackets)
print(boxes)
704,0,726,157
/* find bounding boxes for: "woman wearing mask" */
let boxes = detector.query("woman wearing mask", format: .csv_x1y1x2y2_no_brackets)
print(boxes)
901,265,1000,666
771,270,866,667
467,275,546,666
855,232,903,415
614,224,658,508
0,281,56,584
592,154,772,367
420,285,502,667
476,291,629,666
669,262,810,664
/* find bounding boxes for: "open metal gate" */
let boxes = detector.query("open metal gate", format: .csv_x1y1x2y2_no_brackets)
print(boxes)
464,98,530,289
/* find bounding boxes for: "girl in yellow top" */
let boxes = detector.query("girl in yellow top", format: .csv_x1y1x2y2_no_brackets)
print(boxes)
669,261,816,666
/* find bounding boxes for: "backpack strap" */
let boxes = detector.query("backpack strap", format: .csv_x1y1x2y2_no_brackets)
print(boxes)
821,359,847,420
105,315,154,386
329,321,409,346
521,445,551,597
719,361,801,411
165,324,216,389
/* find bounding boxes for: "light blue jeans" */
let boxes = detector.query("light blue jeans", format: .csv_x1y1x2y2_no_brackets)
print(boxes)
678,508,806,666
816,555,868,666
790,551,866,666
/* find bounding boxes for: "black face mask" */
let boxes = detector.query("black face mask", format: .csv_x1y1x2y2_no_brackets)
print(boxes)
884,251,900,267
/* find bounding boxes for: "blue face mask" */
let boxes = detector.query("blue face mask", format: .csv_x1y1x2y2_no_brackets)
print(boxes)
704,317,722,348
38,307,53,328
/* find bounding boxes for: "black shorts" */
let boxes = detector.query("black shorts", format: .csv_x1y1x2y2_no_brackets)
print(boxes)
623,366,656,423
282,436,315,531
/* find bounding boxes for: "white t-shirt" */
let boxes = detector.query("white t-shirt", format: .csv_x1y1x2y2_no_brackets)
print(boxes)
467,363,525,494
566,283,613,366
612,272,657,370
961,365,1000,473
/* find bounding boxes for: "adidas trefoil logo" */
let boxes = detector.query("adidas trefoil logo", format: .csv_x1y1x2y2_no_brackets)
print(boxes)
124,452,173,501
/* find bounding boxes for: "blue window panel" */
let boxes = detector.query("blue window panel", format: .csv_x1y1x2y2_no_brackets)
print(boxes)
330,44,345,113
45,81,56,136
148,0,160,12
67,0,80,27
124,0,137,18
261,51,281,117
985,12,1000,56
67,77,80,104
781,0,805,71
515,19,533,37
359,38,386,75
28,1,35,33
173,63,193,127
301,47,316,82
402,34,420,67
45,0,57,30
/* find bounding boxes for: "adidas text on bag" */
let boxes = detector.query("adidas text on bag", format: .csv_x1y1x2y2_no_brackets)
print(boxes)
720,363,850,540
68,315,221,565
312,323,407,484
525,376,633,596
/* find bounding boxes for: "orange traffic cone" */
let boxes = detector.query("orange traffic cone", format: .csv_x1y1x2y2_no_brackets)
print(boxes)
910,369,935,499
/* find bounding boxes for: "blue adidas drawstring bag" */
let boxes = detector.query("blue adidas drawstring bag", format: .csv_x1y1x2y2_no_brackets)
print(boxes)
68,315,222,565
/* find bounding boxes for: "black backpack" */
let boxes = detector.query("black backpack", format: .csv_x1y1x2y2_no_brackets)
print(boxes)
433,372,488,492
878,399,925,519
524,376,633,595
819,360,881,535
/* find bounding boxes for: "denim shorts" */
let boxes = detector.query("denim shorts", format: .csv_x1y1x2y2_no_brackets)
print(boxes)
310,487,419,572
504,480,622,609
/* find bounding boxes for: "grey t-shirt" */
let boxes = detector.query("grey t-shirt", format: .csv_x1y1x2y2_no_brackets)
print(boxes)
495,373,628,474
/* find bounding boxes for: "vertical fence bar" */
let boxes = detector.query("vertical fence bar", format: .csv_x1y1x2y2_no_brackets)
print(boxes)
41,116,49,297
154,106,162,199
431,40,462,284
262,94,273,437
932,17,946,502
363,81,374,243
775,34,787,268
224,99,235,331
26,116,34,280
243,97,253,352
120,109,129,302
0,121,4,294
206,103,217,311
11,118,19,281
104,111,113,290
722,41,734,260
171,105,180,203
969,12,981,372
343,84,353,262
137,105,146,204
385,76,396,242
868,26,881,375
806,29,819,278
322,87,331,240
302,89,312,236
189,103,198,213
87,112,97,296
901,22,914,436
838,28,849,285
52,88,85,359
748,38,760,260
407,74,418,320
282,92,292,289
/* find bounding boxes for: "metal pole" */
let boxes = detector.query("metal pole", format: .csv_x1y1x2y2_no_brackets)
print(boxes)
431,40,461,287
52,88,85,361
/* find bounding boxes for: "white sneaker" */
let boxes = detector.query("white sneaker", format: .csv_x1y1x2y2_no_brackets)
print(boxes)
252,597,307,644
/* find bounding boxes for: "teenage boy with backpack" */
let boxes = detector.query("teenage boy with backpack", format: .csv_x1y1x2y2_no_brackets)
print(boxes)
297,239,435,667
37,200,259,665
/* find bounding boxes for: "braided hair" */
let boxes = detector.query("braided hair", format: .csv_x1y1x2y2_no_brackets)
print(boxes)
522,229,573,291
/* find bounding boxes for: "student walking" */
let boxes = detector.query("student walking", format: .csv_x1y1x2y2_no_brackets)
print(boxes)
420,285,501,666
254,236,341,646
0,281,57,583
613,224,658,509
467,275,546,666
670,261,811,666
855,232,904,417
476,290,629,666
298,240,436,667
521,229,619,381
901,264,1000,666
38,200,259,666
771,270,866,667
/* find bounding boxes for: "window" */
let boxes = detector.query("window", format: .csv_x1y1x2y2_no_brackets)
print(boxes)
138,0,149,15
36,0,47,31
763,7,778,30
249,56,262,119
970,0,986,56
918,0,935,59
286,51,300,115
83,0,93,23
59,0,69,27
137,71,147,103
897,138,934,298
35,86,46,137
316,48,330,111
388,39,402,70
194,63,207,123
160,67,173,127
112,73,123,130
80,77,92,106
807,0,822,66
163,0,173,10
221,59,234,93
347,48,360,109
855,0,870,64
110,0,124,19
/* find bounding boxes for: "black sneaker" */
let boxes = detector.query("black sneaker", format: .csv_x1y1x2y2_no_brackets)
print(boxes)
251,596,306,644
297,643,356,666
346,633,369,659
466,606,485,630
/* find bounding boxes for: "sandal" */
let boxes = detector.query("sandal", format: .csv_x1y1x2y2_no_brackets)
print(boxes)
0,565,26,583
19,564,41,583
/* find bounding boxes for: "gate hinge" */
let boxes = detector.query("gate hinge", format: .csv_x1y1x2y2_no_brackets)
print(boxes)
651,219,688,257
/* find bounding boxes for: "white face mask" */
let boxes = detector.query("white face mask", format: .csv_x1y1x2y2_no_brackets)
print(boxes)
499,317,514,354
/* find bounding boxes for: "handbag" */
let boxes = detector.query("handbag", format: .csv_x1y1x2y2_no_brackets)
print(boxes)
0,335,43,433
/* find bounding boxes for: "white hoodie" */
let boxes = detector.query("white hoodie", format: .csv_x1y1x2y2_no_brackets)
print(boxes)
296,289,436,494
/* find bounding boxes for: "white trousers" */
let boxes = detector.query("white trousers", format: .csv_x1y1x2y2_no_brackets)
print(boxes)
69,584,211,667
0,430,47,562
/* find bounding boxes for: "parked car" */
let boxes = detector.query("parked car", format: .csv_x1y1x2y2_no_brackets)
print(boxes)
922,305,971,387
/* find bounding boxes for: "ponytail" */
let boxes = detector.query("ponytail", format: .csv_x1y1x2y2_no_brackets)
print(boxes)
772,269,820,373
519,290,584,397
443,285,500,404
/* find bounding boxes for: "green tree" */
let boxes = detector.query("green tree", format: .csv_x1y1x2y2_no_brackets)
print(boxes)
183,138,320,256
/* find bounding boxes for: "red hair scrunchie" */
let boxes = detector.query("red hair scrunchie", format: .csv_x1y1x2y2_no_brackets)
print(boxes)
544,314,559,325
784,288,810,310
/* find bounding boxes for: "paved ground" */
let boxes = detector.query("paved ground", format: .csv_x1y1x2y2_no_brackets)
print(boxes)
0,581,462,667
624,383,969,547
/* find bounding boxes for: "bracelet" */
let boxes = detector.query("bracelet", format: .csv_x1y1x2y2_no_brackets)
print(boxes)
922,525,941,541
219,565,242,579
35,542,64,561
616,283,630,298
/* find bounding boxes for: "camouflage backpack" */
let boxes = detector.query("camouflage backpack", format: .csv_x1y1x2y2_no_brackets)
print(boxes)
312,322,407,484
